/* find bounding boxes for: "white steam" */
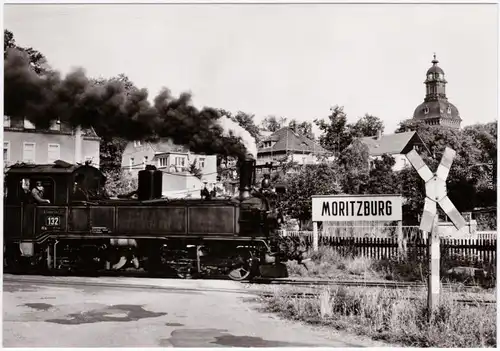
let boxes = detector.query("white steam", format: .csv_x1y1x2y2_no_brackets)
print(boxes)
216,115,257,159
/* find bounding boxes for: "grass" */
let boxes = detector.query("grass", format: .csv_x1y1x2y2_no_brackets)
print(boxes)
261,285,497,348
286,246,496,288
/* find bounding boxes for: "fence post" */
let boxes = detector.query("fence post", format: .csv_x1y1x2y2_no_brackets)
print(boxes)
397,220,407,260
312,221,319,251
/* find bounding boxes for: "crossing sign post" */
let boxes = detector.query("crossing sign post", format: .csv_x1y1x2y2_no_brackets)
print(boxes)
406,147,466,315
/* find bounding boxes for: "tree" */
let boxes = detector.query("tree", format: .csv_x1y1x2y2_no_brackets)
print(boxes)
217,109,260,142
337,139,370,194
366,154,398,195
261,115,285,132
4,29,48,74
395,118,497,217
314,105,351,156
351,114,384,138
189,160,203,179
103,169,138,197
279,163,342,223
289,119,314,139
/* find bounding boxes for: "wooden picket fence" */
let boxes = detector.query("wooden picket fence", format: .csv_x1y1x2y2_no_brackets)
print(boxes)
279,231,497,265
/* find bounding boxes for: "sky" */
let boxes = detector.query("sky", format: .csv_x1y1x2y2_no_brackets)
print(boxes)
3,2,499,136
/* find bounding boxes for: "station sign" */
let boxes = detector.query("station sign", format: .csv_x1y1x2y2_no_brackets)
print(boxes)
311,194,403,222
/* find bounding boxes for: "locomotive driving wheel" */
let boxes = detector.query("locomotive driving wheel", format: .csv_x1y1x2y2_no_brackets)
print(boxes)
227,247,254,281
228,266,251,281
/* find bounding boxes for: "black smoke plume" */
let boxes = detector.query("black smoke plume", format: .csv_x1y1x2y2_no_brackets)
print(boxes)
4,48,250,159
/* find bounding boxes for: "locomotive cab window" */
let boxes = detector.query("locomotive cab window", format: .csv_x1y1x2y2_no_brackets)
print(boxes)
30,178,55,204
15,177,55,205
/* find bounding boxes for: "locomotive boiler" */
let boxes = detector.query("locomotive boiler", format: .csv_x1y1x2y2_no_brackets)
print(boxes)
3,157,287,280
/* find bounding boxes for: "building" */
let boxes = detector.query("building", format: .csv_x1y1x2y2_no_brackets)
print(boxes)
121,139,217,198
3,116,100,168
359,131,429,171
257,127,330,165
411,54,462,129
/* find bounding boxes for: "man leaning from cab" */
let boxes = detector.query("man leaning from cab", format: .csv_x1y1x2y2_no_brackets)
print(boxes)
31,181,50,204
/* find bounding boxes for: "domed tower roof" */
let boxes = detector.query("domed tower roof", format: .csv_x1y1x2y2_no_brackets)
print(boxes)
426,54,444,75
413,100,461,121
411,54,461,129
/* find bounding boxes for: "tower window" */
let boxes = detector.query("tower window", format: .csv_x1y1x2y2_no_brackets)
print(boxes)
424,105,429,114
447,106,451,114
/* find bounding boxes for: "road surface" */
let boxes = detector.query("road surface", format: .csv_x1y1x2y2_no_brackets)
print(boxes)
3,275,394,347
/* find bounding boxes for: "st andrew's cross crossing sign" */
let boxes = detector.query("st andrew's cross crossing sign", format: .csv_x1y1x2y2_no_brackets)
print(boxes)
406,147,466,232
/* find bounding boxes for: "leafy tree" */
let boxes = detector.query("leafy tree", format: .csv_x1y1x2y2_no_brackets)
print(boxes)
279,163,342,223
261,115,286,132
314,105,351,156
395,118,497,218
103,169,138,197
217,109,260,142
351,114,384,138
337,139,370,194
189,160,203,180
289,119,314,139
4,29,48,74
366,154,398,194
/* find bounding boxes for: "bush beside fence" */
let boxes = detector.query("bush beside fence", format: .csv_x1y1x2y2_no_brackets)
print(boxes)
279,230,497,265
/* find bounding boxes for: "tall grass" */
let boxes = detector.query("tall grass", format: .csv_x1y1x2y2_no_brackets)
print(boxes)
287,246,496,288
263,286,496,347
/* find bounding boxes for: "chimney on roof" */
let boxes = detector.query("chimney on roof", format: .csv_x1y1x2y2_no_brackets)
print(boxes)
376,129,383,140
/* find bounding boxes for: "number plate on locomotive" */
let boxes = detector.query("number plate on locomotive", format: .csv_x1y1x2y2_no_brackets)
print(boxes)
45,216,61,227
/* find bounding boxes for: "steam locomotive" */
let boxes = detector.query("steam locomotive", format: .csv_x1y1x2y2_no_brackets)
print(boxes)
3,156,289,280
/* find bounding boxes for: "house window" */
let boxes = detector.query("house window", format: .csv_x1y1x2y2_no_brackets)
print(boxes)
4,116,11,128
47,144,60,163
199,157,205,169
134,141,142,147
4,141,10,165
23,142,36,163
159,157,168,167
49,118,61,131
24,118,35,129
174,156,185,167
129,157,134,171
143,156,148,169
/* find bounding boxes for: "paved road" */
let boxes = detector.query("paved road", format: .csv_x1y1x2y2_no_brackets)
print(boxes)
3,275,394,347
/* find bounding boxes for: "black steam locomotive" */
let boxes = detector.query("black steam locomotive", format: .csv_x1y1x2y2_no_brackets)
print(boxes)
3,157,289,280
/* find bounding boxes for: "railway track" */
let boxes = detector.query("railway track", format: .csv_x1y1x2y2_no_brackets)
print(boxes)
258,291,496,306
247,277,491,292
5,275,495,306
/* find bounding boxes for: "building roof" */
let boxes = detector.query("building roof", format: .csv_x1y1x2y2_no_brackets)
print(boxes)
6,160,93,174
82,126,100,139
413,100,461,122
360,131,423,157
426,55,445,75
258,127,328,155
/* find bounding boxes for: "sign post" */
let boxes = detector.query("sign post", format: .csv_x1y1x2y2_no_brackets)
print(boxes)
406,147,466,316
311,194,403,251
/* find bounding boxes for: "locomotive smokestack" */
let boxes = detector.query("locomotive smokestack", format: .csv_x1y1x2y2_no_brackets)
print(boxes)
239,153,255,200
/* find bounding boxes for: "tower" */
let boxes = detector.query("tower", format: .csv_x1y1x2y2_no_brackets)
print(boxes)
412,54,462,129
